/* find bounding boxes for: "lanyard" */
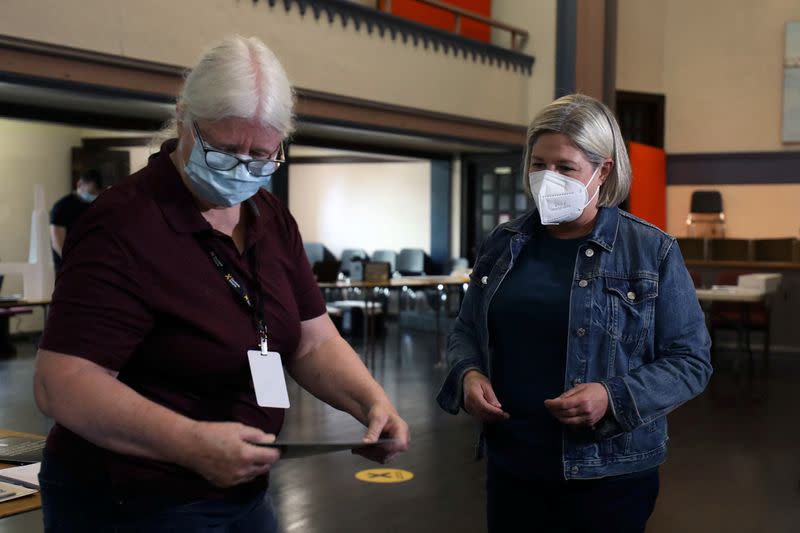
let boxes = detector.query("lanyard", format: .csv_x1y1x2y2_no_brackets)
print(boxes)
197,238,269,354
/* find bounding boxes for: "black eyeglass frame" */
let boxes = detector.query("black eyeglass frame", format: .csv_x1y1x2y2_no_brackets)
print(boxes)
191,121,286,177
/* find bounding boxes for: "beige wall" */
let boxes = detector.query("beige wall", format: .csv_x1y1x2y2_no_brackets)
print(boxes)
492,0,558,121
616,0,665,95
0,119,147,332
1,0,557,126
0,119,75,332
668,184,800,239
617,0,797,153
288,162,431,257
618,0,800,238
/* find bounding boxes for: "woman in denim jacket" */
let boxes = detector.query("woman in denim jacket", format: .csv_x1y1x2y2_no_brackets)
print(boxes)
437,94,711,533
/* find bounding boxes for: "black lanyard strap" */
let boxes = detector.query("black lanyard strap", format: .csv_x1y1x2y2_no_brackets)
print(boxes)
197,238,268,352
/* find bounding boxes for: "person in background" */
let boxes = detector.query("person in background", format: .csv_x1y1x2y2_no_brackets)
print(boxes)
49,169,103,272
34,35,409,532
437,94,711,533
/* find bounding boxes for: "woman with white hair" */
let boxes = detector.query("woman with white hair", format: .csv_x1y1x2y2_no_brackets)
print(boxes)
34,35,409,531
437,94,711,532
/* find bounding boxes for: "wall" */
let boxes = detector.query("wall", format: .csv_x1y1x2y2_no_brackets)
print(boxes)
0,119,148,332
616,0,665,95
288,161,431,257
492,0,558,121
668,184,800,239
0,0,555,126
0,119,75,332
617,0,800,238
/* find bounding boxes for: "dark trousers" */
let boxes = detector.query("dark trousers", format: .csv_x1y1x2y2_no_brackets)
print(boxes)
39,455,278,533
487,463,659,533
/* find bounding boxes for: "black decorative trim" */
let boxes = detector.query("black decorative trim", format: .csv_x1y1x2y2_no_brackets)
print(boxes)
258,0,535,74
667,151,800,185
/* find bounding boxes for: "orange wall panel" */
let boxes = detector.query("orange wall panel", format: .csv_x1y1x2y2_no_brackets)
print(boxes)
380,0,492,43
628,141,666,230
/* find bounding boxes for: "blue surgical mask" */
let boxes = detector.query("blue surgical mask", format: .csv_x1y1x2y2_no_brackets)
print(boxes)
183,137,271,207
77,191,97,203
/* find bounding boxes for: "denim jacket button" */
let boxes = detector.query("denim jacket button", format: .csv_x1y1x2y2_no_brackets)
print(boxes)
584,248,595,258
627,291,636,301
578,279,588,288
481,276,488,286
576,328,586,337
573,378,583,385
571,466,579,473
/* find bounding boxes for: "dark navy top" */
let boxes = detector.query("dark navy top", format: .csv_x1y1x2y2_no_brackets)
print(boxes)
486,228,584,480
49,193,92,271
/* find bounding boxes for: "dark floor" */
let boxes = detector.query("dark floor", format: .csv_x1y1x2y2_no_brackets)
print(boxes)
0,325,798,533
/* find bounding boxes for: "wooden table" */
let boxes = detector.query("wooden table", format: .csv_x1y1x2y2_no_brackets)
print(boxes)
0,300,51,310
0,429,43,519
695,287,766,303
317,275,470,290
696,286,771,382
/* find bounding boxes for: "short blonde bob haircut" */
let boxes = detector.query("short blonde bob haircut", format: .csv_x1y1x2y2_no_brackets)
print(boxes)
522,94,631,207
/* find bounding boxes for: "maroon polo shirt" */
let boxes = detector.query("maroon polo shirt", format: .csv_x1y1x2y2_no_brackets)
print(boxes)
39,139,326,504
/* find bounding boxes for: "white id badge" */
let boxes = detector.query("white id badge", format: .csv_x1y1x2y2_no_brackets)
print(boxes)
247,350,290,408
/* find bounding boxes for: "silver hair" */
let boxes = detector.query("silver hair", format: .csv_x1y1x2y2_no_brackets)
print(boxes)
155,35,295,144
522,94,631,207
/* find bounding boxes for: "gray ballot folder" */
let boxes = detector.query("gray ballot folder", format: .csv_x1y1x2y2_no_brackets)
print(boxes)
254,439,394,459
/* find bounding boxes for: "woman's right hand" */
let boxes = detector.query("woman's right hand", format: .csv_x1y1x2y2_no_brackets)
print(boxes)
183,421,281,488
462,370,510,422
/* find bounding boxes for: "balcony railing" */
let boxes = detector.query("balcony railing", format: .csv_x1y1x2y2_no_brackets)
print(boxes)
261,0,535,74
380,0,528,52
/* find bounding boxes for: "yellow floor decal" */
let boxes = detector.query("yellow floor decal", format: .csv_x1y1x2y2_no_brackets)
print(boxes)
355,468,414,484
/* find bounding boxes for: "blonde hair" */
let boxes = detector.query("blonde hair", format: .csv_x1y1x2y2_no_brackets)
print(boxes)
522,94,631,207
155,35,294,145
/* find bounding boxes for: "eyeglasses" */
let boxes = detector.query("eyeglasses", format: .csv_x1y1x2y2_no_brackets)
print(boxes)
191,121,285,177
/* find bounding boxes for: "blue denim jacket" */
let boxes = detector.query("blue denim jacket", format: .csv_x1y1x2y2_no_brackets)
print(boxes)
436,207,712,479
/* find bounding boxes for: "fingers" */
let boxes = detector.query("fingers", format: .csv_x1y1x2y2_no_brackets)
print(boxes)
362,413,388,444
481,381,503,409
465,388,510,422
462,373,509,422
239,428,281,465
545,383,608,427
240,425,276,445
353,444,393,464
354,411,410,464
559,384,587,399
558,415,593,426
544,399,583,417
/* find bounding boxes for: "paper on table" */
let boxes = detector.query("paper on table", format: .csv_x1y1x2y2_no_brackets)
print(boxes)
0,480,37,502
0,462,40,490
252,439,395,460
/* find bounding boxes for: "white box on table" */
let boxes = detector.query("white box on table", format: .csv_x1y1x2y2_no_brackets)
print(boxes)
737,273,782,294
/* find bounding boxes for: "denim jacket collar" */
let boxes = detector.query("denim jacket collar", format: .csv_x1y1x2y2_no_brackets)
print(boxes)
501,207,620,252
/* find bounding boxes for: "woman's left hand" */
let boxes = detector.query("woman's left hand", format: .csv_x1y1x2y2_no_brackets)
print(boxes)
544,383,610,428
353,403,411,464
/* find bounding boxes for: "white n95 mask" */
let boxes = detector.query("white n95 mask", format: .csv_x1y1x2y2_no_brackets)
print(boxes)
528,166,600,225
